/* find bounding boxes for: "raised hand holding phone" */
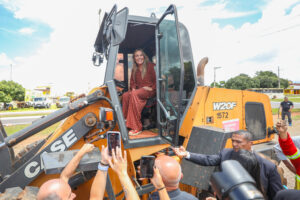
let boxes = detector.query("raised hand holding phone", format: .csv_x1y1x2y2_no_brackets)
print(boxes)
107,131,121,156
140,155,155,178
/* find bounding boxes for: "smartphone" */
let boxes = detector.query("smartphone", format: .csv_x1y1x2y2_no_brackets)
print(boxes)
107,131,121,156
140,155,155,178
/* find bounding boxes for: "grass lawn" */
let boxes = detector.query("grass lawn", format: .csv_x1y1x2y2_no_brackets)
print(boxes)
272,108,300,115
0,104,58,113
4,122,60,136
271,97,300,103
0,113,47,118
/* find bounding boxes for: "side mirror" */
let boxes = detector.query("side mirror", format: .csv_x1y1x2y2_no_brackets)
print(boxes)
92,52,104,66
111,7,128,46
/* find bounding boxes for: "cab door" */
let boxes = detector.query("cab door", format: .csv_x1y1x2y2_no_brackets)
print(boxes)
156,5,185,146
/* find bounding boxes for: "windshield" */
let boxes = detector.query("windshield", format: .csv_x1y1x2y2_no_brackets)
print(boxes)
59,97,70,102
34,98,45,102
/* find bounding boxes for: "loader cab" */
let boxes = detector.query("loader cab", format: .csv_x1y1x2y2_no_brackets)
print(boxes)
93,5,197,148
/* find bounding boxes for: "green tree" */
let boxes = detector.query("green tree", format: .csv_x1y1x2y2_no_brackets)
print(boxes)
253,76,278,88
255,71,277,78
0,91,12,103
210,80,226,88
0,80,25,103
254,70,289,88
211,70,289,90
225,74,259,90
280,78,289,88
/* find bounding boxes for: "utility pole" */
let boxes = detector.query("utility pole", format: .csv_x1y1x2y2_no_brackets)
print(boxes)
10,64,12,81
278,66,280,88
214,67,221,88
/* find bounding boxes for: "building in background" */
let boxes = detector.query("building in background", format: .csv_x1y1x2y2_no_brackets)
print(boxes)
247,88,284,99
284,83,300,95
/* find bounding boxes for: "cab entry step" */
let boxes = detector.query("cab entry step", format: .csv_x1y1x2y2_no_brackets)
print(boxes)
41,148,101,174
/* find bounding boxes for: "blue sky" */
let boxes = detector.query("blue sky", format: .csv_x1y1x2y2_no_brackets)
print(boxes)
213,12,263,28
208,0,265,28
285,1,300,15
0,0,299,94
0,5,52,58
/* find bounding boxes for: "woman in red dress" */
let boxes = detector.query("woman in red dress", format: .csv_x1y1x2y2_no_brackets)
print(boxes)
122,49,156,136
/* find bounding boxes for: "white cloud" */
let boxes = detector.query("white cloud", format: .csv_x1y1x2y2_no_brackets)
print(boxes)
18,27,35,35
0,0,300,97
0,53,14,66
0,53,14,81
180,0,300,84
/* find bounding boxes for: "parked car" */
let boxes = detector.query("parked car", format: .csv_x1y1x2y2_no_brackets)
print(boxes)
56,96,70,108
25,101,33,108
0,101,20,110
7,101,17,110
33,97,51,109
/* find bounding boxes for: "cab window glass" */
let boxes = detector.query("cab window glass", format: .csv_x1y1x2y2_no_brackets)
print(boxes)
179,24,195,104
158,13,181,142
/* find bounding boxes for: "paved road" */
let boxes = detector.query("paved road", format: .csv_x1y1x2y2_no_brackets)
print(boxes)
0,110,55,126
1,103,299,125
0,110,56,116
0,116,44,126
271,102,300,109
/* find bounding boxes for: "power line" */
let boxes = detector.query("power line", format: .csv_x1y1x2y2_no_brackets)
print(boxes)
260,23,300,37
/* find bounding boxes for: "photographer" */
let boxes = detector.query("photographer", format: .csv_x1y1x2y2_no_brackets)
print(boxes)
149,166,170,200
173,130,283,199
230,149,266,197
149,155,197,200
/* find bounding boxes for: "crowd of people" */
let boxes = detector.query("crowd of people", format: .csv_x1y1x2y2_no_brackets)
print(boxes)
173,130,282,199
36,143,179,200
35,120,300,200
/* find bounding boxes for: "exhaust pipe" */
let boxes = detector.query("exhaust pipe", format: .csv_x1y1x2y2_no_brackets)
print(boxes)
197,57,209,86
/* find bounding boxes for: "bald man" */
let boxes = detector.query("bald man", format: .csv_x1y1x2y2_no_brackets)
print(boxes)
149,155,197,200
37,144,108,200
37,179,75,200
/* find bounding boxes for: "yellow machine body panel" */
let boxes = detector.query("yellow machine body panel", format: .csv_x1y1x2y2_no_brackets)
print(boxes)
180,86,274,148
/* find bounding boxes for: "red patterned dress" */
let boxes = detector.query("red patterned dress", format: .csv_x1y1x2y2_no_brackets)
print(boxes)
122,62,156,132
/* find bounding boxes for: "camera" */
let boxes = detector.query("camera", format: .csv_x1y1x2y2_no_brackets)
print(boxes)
210,160,264,200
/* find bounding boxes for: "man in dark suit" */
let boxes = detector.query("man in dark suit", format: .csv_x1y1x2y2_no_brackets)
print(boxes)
173,130,283,200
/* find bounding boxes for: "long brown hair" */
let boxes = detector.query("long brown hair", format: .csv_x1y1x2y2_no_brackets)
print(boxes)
131,49,150,82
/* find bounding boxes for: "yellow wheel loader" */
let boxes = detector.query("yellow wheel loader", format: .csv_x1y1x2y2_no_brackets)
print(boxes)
0,4,277,199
